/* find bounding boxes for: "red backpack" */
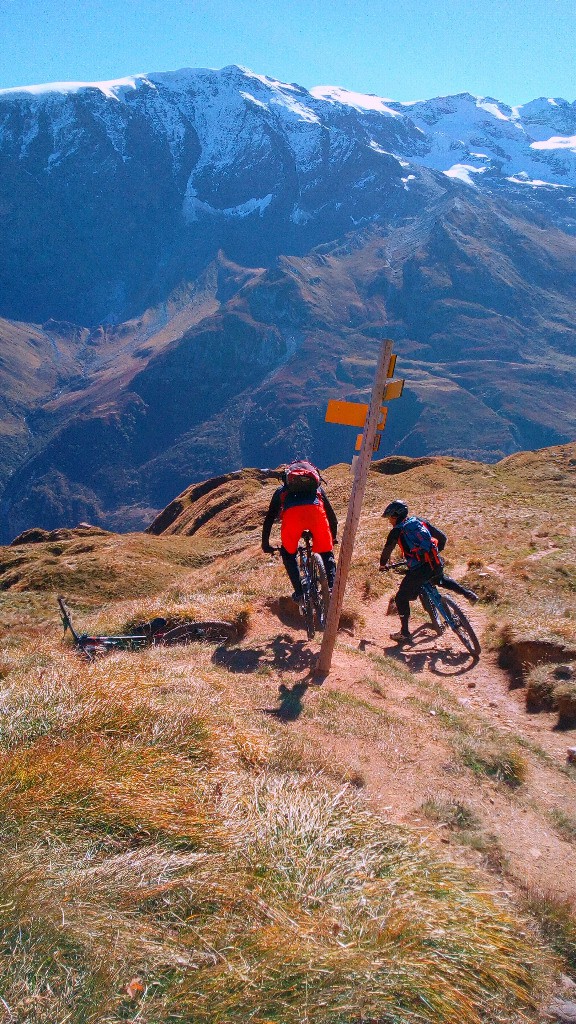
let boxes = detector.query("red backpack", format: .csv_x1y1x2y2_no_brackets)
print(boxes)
284,460,321,494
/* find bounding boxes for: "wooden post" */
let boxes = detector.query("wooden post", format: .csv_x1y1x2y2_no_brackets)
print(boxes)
316,339,394,676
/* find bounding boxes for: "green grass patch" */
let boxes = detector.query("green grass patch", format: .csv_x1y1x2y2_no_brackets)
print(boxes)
549,807,576,843
460,741,528,787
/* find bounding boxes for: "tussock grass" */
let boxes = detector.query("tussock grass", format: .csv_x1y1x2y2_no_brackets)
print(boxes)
555,681,576,725
269,731,368,788
309,688,393,741
522,890,576,975
459,740,528,788
0,770,552,1022
420,796,508,872
420,796,479,831
165,776,552,1024
0,654,218,759
549,807,576,844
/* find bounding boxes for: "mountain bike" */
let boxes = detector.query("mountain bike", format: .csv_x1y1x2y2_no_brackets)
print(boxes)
383,563,481,657
297,530,331,640
58,597,237,660
272,533,331,640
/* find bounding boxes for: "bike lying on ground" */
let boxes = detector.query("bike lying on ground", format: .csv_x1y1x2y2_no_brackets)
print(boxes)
383,563,481,657
58,597,237,660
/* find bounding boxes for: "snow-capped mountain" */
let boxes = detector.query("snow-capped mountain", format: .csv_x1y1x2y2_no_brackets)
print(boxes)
313,86,576,189
1,65,574,324
0,66,575,538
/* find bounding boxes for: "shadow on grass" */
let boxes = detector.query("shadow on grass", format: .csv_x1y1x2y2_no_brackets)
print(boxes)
261,682,310,721
382,624,479,676
212,633,317,675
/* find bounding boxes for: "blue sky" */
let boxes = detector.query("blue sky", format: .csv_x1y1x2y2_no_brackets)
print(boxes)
1,0,574,104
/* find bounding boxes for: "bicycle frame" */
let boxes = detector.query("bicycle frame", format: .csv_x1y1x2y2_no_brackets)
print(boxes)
58,596,150,660
420,580,454,629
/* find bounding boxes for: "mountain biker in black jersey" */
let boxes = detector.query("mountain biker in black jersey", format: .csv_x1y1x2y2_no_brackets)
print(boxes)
379,498,478,643
262,461,338,603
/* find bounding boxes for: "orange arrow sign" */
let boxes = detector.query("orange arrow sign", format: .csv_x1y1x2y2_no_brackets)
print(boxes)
325,400,371,427
325,393,400,427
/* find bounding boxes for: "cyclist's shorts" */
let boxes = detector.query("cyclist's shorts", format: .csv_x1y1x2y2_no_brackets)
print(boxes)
281,503,333,555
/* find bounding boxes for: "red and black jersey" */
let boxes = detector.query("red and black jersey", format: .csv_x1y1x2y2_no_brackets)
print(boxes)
262,485,338,549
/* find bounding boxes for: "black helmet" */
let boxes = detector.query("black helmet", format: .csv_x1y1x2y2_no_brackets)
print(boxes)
383,499,408,521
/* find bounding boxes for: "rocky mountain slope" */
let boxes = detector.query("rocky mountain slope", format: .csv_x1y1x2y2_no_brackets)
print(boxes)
0,67,575,539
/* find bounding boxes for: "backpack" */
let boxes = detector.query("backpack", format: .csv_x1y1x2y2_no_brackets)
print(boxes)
284,460,321,495
398,516,443,571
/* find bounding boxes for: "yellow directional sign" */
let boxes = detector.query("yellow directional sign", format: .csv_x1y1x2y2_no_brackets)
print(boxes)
387,353,397,378
384,378,404,400
325,399,370,427
325,395,399,428
355,432,382,452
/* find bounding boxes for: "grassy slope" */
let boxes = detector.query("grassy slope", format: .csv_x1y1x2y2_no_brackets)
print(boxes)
0,445,575,1023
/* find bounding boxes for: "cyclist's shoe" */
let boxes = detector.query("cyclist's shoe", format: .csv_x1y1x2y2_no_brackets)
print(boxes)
463,588,479,604
390,629,413,644
291,591,304,603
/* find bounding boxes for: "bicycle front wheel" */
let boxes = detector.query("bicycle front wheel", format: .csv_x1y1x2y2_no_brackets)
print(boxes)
311,553,331,630
441,597,481,657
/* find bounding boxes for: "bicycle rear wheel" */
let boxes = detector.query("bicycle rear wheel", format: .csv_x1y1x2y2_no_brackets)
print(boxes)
302,594,316,640
441,597,481,657
419,588,444,634
311,553,331,630
160,621,238,645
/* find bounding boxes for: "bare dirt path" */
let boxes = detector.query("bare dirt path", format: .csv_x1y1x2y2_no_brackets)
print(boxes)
243,590,576,903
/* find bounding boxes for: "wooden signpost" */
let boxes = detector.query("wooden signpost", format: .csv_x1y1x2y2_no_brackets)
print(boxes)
316,339,403,677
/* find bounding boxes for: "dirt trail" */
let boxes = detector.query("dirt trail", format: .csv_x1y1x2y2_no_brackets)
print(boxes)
248,590,576,903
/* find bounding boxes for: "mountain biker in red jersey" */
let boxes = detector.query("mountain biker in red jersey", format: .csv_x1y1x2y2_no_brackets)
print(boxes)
262,461,338,603
379,498,477,643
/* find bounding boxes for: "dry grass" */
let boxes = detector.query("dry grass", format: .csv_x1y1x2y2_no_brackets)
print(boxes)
1,445,576,1020
522,890,576,975
0,640,554,1022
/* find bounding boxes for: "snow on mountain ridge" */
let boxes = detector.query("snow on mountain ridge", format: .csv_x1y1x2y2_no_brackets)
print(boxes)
310,85,401,117
0,76,146,99
1,65,576,192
